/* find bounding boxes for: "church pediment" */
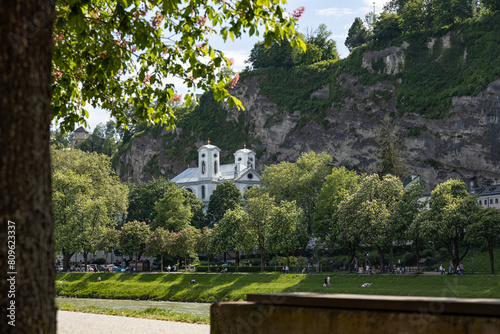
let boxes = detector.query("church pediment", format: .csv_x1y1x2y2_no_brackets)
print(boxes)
234,167,260,182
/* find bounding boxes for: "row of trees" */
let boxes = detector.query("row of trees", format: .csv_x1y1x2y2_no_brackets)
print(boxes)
345,0,500,51
53,145,499,274
314,172,500,274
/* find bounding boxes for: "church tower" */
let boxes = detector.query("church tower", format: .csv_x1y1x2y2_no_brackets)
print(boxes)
234,145,256,170
198,141,221,180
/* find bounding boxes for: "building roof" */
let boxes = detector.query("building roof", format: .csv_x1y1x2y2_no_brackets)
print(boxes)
74,126,89,133
198,144,220,151
171,163,249,184
474,185,500,197
234,148,255,155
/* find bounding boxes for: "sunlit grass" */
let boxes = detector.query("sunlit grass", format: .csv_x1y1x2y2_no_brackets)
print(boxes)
56,303,209,324
56,272,500,302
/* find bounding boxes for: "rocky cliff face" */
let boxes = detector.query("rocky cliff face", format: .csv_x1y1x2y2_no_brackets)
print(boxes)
117,43,500,191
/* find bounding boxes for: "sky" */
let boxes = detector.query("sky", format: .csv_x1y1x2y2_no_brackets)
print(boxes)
83,0,390,131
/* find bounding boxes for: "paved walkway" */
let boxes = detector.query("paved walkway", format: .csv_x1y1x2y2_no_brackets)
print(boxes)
57,311,210,334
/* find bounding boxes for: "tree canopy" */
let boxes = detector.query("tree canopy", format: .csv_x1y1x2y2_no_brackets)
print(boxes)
152,185,193,232
260,151,333,234
50,0,305,132
52,147,128,270
345,17,371,51
119,220,151,261
247,23,338,69
127,177,175,224
423,179,480,268
206,181,242,226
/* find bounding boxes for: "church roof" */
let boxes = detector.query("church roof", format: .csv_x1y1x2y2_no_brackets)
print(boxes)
171,167,199,183
198,144,220,151
234,148,255,155
171,163,248,184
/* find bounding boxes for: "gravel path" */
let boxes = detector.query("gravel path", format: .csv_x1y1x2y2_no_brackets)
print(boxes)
57,311,210,334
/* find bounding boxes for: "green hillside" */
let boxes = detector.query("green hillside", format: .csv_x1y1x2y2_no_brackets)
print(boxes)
115,12,500,169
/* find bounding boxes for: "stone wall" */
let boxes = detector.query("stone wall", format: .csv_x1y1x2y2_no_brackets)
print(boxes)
211,293,500,334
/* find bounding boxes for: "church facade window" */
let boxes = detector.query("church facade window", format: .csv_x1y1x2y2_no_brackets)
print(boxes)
202,161,206,174
214,161,218,174
202,185,206,199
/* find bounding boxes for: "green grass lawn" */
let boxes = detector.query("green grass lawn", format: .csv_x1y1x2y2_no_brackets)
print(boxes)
56,272,500,303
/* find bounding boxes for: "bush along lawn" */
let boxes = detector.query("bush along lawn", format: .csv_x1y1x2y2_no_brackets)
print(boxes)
56,272,500,302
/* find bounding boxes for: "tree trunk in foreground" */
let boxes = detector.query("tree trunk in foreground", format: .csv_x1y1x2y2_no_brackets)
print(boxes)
0,1,56,332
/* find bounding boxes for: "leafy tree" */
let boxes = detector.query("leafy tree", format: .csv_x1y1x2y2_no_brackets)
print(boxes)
394,183,427,271
260,151,333,235
119,220,151,261
373,12,403,42
266,200,307,265
246,192,276,271
145,227,171,272
210,207,253,271
336,174,405,272
52,148,128,271
299,43,323,66
181,188,206,229
313,166,362,241
195,227,213,272
206,181,242,227
51,1,304,132
467,207,500,274
153,185,193,232
249,24,338,68
127,177,175,224
304,24,339,62
432,0,474,27
384,0,412,13
1,1,303,331
483,0,500,12
50,128,73,148
95,227,120,267
171,226,198,272
76,121,119,157
376,118,409,179
400,0,433,33
247,39,301,69
424,179,480,268
345,17,372,51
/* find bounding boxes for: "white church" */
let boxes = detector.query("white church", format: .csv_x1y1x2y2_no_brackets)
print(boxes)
171,142,261,204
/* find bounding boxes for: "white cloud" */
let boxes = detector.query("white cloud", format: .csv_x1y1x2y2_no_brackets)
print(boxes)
316,7,355,17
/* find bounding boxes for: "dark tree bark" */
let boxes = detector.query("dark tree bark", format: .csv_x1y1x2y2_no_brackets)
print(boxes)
62,249,75,271
83,252,88,272
378,247,385,273
0,1,56,332
235,251,239,272
488,244,495,275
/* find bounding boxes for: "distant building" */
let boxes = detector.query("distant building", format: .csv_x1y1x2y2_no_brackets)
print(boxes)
71,126,89,148
171,142,260,204
474,183,500,209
